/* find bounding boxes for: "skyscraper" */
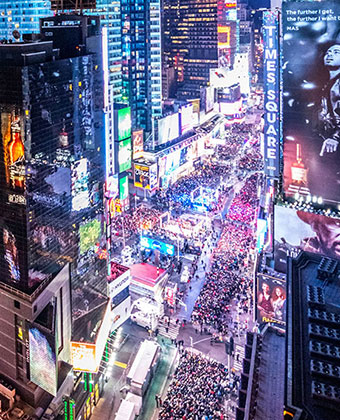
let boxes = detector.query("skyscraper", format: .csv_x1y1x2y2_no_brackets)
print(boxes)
0,15,110,411
121,0,162,132
0,1,52,40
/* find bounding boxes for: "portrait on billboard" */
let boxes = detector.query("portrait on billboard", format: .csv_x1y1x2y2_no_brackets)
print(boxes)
283,1,340,207
257,275,286,325
274,205,340,272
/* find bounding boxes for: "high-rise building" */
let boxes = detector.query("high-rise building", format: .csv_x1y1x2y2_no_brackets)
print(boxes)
121,0,162,132
0,1,52,40
0,15,113,415
164,0,238,100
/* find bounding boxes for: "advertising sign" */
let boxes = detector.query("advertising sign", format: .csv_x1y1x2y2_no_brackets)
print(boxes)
158,113,180,144
71,158,90,211
141,236,175,256
165,150,181,174
282,1,340,207
29,324,57,396
79,218,101,255
71,342,97,373
132,129,144,159
180,104,194,135
134,164,150,189
149,164,158,190
256,274,286,326
117,107,131,141
274,205,340,272
119,175,129,201
105,174,119,199
118,138,132,173
1,112,25,191
256,218,268,252
263,10,280,178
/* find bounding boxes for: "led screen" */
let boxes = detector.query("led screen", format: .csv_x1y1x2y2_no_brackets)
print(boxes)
79,218,101,255
117,107,131,141
158,113,180,144
71,342,97,373
282,1,340,207
134,164,150,189
118,138,132,173
132,129,144,158
141,236,175,256
257,274,286,326
71,158,89,211
274,205,340,273
180,104,194,135
29,325,57,396
119,175,129,200
165,150,181,174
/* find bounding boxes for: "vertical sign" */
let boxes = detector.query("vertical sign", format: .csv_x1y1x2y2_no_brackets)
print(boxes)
263,10,280,177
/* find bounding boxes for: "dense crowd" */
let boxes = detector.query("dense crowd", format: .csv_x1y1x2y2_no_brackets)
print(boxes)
153,163,230,213
227,174,260,224
238,150,263,171
159,351,228,420
191,174,258,334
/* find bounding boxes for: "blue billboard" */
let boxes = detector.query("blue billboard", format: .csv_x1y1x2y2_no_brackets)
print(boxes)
263,10,280,178
140,236,175,256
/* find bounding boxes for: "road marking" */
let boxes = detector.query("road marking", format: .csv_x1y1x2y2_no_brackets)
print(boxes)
114,361,127,369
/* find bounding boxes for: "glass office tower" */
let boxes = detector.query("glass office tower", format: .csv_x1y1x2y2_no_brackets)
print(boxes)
0,1,52,40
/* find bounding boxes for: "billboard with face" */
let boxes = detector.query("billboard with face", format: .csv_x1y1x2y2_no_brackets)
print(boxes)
282,1,340,207
256,274,286,325
274,205,340,272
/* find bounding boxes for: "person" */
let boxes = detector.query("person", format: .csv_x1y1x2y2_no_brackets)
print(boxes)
319,44,340,157
257,282,274,320
296,210,340,260
271,286,286,322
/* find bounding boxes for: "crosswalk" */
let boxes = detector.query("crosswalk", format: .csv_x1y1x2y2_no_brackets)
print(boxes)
158,321,180,340
233,343,245,372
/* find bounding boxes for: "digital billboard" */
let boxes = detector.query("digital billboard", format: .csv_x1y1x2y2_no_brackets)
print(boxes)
118,138,132,173
165,150,181,174
71,342,97,373
1,112,25,191
256,274,286,326
141,236,175,256
263,10,280,178
158,113,180,144
29,324,57,396
132,129,144,159
282,1,340,207
106,174,119,199
79,218,101,255
134,164,151,189
180,104,194,135
119,175,129,200
117,107,131,141
149,164,158,190
71,158,90,212
274,205,340,273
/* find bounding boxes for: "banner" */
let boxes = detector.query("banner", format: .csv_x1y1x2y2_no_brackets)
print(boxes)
132,129,144,159
263,10,280,177
282,1,340,206
256,274,286,326
274,205,340,272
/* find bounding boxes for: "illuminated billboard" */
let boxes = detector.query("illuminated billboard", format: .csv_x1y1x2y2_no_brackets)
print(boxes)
134,164,150,189
282,1,340,207
158,113,180,144
132,129,144,159
180,104,194,135
141,236,175,256
274,205,340,273
79,218,101,255
118,138,132,173
119,175,129,200
71,342,97,373
263,10,280,178
29,324,57,396
165,150,181,174
71,158,90,211
256,274,286,326
117,107,131,141
1,112,25,191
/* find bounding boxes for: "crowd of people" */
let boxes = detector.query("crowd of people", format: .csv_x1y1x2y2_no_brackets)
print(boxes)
159,350,229,420
227,174,260,224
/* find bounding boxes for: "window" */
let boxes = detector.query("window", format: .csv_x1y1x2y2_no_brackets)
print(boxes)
14,300,20,309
